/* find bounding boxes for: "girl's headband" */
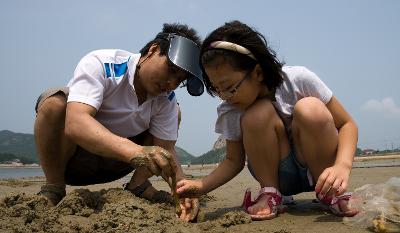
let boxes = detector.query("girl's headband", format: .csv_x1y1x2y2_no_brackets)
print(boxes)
209,41,257,60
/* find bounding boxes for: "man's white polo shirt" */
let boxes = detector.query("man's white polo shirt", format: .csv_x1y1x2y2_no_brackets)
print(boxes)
67,49,178,141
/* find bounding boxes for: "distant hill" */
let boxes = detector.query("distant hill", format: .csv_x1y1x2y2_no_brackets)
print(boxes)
0,130,37,163
2,129,368,166
175,147,196,165
0,153,36,164
0,130,196,165
191,135,226,165
190,147,226,165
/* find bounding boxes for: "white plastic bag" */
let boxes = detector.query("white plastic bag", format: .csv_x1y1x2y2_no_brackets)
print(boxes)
344,177,400,232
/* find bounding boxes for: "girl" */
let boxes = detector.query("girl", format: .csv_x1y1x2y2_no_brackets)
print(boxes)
177,21,359,220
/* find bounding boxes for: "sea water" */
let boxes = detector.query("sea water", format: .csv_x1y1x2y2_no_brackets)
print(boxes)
0,167,44,179
0,159,399,180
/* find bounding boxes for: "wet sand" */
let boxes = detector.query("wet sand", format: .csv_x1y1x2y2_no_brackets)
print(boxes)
0,161,399,232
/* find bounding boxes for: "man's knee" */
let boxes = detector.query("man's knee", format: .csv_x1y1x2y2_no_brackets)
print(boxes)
36,94,67,121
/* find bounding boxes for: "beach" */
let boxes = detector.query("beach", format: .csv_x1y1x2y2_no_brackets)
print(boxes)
0,157,399,233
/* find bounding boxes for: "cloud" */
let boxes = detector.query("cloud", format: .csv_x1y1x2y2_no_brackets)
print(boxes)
361,97,400,117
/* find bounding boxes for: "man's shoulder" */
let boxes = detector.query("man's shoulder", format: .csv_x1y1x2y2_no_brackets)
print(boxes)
84,49,136,63
154,91,177,104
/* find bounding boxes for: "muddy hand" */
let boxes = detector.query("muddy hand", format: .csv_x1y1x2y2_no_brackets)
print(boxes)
170,173,181,216
130,146,176,185
179,198,199,222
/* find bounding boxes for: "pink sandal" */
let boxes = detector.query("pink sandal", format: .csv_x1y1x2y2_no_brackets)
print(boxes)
317,192,359,217
242,187,286,220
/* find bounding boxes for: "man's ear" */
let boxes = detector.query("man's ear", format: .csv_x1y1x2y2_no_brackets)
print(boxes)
147,44,160,57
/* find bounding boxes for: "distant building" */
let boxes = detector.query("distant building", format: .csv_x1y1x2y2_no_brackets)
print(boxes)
10,161,24,166
362,149,376,155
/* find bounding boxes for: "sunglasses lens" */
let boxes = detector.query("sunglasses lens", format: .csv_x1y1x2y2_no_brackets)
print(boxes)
186,76,204,96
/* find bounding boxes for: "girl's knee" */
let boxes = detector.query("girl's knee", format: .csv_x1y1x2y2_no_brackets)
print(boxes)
293,97,333,129
241,99,278,131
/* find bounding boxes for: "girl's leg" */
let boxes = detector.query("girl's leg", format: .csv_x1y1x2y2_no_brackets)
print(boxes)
241,99,290,216
291,97,337,181
292,97,352,212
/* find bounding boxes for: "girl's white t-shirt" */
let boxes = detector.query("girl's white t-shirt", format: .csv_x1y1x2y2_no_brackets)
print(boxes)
215,66,333,141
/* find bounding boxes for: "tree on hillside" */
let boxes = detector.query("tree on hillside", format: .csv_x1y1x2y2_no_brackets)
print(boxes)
0,153,36,164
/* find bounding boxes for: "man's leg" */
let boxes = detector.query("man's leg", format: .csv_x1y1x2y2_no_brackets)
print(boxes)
34,93,76,205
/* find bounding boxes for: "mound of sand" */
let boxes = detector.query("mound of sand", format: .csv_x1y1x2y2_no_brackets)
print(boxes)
0,188,250,233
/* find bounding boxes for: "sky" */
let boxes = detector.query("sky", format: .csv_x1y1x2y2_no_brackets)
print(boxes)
0,0,399,155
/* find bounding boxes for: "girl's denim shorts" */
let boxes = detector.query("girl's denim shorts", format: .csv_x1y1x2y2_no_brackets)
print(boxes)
248,149,315,196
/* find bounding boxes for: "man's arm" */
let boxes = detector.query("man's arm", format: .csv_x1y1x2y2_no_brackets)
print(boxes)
65,102,143,162
152,136,183,180
65,101,176,179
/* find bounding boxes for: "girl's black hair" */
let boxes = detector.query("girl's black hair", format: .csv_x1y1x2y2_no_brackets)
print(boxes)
200,20,284,96
140,23,201,56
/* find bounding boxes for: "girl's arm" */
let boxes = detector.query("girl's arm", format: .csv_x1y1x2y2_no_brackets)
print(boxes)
315,96,358,196
177,139,246,197
326,96,358,169
202,140,246,193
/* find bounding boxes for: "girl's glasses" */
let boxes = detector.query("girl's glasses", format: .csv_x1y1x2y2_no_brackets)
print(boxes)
212,69,253,100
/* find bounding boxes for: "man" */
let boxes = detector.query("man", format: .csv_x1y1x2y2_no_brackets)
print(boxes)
34,23,203,221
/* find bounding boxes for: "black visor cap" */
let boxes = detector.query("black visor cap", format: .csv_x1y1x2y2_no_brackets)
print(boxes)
167,35,204,96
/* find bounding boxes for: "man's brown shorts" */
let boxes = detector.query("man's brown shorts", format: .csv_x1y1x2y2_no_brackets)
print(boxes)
35,87,148,186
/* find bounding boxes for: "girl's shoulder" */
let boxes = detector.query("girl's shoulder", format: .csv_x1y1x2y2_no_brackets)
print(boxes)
283,66,314,78
280,66,332,103
282,66,322,85
217,101,242,114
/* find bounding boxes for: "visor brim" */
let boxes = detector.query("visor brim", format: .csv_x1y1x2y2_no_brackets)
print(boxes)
167,35,204,96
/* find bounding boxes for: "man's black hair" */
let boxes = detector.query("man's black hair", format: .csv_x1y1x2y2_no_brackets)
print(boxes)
140,23,201,56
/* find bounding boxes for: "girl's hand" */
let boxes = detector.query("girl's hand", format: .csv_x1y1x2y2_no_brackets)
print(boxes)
176,179,205,198
315,163,351,197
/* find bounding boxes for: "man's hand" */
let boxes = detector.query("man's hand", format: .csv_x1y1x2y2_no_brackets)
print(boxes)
178,198,199,222
176,179,205,198
315,163,351,197
129,146,177,188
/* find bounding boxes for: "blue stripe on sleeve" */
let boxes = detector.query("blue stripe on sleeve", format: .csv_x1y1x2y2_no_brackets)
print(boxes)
113,61,128,77
104,57,130,78
105,63,112,78
168,91,175,101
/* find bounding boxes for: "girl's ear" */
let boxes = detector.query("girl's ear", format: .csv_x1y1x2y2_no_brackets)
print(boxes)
255,64,264,82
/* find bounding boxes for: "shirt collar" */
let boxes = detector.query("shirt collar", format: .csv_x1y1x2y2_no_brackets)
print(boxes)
128,53,170,98
128,53,141,90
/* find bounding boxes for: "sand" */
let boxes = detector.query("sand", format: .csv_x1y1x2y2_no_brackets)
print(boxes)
0,161,399,233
